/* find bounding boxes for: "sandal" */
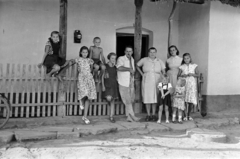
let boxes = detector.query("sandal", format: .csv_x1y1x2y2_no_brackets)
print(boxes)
183,117,188,121
165,120,170,124
109,117,115,123
82,116,90,124
157,120,161,124
80,105,84,110
188,116,193,121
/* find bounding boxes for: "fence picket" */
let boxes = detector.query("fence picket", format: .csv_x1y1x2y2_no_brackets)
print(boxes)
14,64,21,117
31,65,37,117
9,64,15,117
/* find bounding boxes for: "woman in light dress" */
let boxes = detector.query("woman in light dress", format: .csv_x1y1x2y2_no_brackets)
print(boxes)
136,47,166,122
166,45,182,93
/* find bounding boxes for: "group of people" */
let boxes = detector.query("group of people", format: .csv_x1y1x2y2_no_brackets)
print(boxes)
38,31,198,125
137,46,199,124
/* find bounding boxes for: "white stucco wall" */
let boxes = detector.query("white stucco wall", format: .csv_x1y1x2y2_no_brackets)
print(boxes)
0,0,178,65
178,1,210,95
208,1,240,95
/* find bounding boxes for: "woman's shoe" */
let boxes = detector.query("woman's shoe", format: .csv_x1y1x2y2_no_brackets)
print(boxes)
183,117,188,121
172,120,177,124
109,117,115,123
145,115,150,122
178,120,183,124
165,120,170,124
149,115,153,121
157,120,161,124
80,105,84,110
82,116,90,125
152,115,158,122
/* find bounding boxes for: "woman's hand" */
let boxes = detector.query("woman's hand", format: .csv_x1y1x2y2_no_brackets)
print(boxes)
161,94,165,99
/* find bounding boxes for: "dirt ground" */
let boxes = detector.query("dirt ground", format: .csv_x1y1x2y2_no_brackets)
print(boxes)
0,124,240,159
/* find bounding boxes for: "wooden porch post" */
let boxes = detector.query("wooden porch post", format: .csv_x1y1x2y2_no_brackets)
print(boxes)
58,0,68,117
167,0,177,58
134,0,143,113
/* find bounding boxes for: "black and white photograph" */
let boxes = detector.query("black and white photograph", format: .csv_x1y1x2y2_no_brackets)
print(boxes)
0,0,240,158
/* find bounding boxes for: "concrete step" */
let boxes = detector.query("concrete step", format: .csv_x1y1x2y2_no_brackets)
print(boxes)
187,128,227,143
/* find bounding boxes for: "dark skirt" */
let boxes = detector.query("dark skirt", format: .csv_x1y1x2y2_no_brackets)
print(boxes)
43,54,66,73
158,90,171,107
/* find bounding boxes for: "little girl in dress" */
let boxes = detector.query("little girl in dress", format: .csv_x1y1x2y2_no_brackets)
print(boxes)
172,78,186,124
178,53,199,121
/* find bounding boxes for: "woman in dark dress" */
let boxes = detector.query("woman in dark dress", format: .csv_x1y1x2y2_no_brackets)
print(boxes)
102,52,118,123
38,31,68,78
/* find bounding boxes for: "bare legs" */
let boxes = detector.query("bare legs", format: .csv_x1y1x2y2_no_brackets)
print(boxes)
172,107,183,123
46,64,60,78
158,105,169,123
106,96,115,123
80,97,91,124
184,103,194,121
145,103,157,121
93,64,106,83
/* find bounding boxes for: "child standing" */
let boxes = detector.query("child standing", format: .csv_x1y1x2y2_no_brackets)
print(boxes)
172,78,186,124
89,37,106,83
102,52,118,123
72,46,97,124
38,31,68,78
157,76,172,124
178,53,199,121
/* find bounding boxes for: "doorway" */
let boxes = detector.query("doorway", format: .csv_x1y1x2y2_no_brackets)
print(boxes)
116,33,149,58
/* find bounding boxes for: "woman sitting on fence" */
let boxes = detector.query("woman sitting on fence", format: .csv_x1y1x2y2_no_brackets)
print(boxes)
70,46,97,125
38,31,69,79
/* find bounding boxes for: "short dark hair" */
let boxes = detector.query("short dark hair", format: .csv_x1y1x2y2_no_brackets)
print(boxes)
148,47,157,53
50,31,59,37
107,52,116,60
79,46,89,57
168,45,179,57
125,45,133,51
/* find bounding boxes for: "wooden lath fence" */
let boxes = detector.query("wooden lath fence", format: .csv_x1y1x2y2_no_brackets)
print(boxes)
0,63,125,118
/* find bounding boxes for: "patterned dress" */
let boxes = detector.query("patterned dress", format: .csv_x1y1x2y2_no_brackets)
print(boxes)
179,63,198,105
173,86,185,110
75,57,97,100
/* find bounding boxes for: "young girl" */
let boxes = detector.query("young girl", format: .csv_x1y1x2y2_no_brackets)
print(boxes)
102,52,118,123
38,31,68,78
157,75,172,124
178,53,199,121
172,78,186,124
72,46,97,124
